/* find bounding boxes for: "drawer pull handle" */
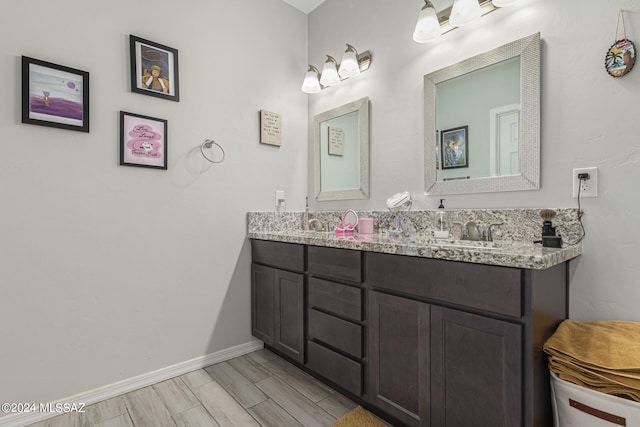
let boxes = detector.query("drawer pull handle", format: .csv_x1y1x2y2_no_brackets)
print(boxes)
569,398,626,426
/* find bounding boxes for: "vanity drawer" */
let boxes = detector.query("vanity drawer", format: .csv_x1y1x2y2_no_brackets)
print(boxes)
308,277,362,321
366,252,522,317
308,308,362,358
307,340,362,396
308,246,362,283
251,240,304,272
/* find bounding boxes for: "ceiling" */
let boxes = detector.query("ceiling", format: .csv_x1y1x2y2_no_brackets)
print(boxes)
281,0,326,14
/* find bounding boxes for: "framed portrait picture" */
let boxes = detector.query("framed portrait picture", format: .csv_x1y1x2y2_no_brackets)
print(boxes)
130,35,180,101
120,111,168,170
441,125,468,169
21,56,89,132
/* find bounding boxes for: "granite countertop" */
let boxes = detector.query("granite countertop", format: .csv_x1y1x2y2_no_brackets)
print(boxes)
248,230,582,270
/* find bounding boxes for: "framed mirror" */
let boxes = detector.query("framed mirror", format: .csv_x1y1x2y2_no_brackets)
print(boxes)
424,33,540,195
313,97,370,201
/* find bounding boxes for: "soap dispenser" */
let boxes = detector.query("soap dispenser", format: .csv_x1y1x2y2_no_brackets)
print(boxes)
434,199,451,239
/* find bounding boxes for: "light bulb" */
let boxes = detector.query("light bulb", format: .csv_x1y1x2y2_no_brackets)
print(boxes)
338,45,360,78
319,56,340,87
449,0,482,27
413,2,441,43
492,0,518,6
301,66,321,94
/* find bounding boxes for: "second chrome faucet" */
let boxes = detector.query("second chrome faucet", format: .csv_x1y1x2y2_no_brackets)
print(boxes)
459,221,503,242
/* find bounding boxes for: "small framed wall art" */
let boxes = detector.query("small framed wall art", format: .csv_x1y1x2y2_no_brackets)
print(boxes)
120,111,168,170
260,110,282,146
21,56,89,132
441,125,468,169
130,35,180,101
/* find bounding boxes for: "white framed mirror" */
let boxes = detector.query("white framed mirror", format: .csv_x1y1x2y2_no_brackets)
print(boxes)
313,97,370,201
424,33,540,195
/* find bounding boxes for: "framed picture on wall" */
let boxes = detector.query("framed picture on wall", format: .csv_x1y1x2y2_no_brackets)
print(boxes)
441,125,468,169
129,35,180,101
120,111,168,170
21,56,89,132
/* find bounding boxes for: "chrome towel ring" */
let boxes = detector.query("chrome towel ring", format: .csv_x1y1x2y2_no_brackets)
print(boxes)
200,139,225,163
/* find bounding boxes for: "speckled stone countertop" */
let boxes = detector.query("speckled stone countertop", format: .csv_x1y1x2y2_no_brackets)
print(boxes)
247,209,583,270
248,230,581,270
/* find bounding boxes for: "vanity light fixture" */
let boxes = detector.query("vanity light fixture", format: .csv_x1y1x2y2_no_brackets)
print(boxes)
413,0,518,43
301,44,372,94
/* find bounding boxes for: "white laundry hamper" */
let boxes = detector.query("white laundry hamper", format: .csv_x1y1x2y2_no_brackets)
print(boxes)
550,371,640,426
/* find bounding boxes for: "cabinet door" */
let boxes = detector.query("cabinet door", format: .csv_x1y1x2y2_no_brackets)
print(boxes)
368,291,430,427
251,263,275,346
431,306,522,426
274,269,305,363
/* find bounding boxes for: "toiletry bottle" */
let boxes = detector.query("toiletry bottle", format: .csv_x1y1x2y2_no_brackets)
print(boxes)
303,196,310,231
434,199,451,239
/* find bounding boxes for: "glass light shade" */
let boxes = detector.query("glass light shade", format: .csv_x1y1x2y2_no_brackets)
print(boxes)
492,0,518,6
338,47,360,78
301,68,321,94
449,0,482,27
319,57,340,86
413,5,441,43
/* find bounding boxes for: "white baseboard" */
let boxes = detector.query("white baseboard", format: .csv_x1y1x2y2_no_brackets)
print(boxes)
0,340,264,427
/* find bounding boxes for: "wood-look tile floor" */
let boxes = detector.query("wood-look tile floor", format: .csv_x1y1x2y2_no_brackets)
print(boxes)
26,348,358,427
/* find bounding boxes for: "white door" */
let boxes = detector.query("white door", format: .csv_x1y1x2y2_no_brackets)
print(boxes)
489,104,520,176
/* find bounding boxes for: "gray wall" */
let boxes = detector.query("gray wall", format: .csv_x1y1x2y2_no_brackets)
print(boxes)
307,0,640,321
0,0,308,408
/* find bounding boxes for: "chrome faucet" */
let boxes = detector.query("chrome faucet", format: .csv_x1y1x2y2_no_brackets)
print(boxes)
308,218,326,232
463,221,503,242
464,221,482,241
484,223,503,242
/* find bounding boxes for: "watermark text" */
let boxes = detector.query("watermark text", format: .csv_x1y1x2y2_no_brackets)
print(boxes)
1,402,85,414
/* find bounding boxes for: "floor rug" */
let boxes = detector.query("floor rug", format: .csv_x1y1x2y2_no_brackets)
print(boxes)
331,406,389,426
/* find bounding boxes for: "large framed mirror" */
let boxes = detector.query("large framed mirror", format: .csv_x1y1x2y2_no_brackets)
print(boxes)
313,97,370,201
424,33,540,195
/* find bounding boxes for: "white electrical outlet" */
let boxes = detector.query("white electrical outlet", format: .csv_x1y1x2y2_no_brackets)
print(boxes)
572,167,598,198
275,190,285,207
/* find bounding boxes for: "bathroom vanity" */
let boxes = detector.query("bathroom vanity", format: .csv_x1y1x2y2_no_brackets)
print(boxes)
249,228,580,427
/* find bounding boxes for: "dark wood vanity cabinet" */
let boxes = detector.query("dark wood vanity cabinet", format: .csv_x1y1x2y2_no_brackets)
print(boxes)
366,252,567,427
368,290,431,426
306,246,365,396
367,291,523,427
250,240,568,427
429,306,522,426
250,240,304,363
